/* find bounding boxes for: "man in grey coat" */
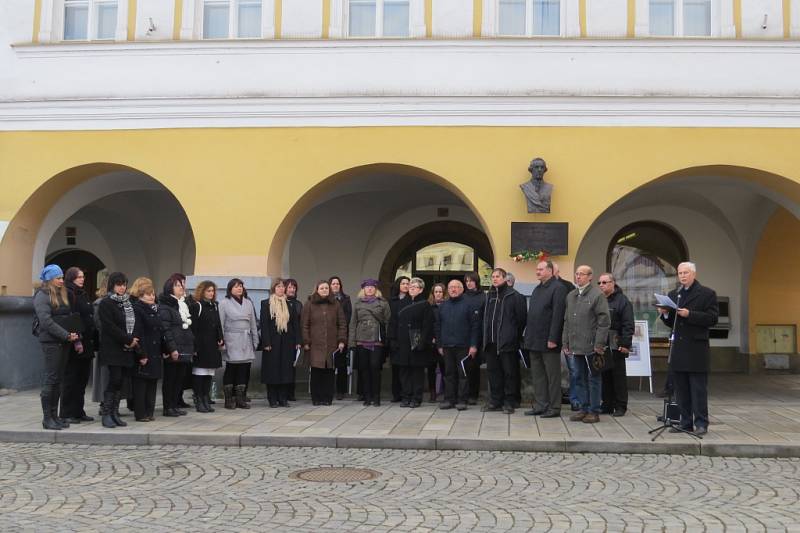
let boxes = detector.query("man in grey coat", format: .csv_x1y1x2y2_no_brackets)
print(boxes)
523,260,568,418
562,265,610,424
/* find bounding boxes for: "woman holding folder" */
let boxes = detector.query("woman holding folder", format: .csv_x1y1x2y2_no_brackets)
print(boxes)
260,278,301,407
302,280,347,406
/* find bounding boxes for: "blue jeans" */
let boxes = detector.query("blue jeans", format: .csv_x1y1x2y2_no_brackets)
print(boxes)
565,354,580,406
573,354,602,414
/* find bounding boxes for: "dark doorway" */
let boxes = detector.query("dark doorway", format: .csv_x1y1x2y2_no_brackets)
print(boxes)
46,249,106,299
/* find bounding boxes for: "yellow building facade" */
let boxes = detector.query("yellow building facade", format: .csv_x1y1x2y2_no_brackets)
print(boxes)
1,0,799,375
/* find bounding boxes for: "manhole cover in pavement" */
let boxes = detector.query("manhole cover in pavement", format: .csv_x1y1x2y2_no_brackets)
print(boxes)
290,467,381,482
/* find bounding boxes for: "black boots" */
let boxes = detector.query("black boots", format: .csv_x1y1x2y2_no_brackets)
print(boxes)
223,384,235,409
101,390,116,428
234,385,250,409
193,376,215,413
111,391,127,427
50,386,69,428
41,394,63,430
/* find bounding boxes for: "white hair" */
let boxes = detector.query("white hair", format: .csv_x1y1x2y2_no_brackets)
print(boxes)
678,261,696,273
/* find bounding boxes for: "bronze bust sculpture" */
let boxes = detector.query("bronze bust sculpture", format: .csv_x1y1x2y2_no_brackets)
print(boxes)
519,157,553,213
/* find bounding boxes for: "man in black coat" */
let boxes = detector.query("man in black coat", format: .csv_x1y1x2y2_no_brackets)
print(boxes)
482,268,527,414
435,279,480,411
523,260,568,418
598,273,635,417
658,262,718,436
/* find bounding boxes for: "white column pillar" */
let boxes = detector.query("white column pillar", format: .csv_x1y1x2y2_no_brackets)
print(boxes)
409,0,426,37
792,0,800,36
329,0,344,37
180,0,197,39
634,0,649,36
481,0,495,37
115,0,129,41
564,0,581,37
39,0,55,42
262,0,276,38
719,0,736,37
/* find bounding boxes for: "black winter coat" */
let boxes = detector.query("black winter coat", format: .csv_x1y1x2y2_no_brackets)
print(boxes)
463,289,486,347
260,298,301,385
65,281,95,357
523,277,568,352
659,280,718,373
158,294,196,362
482,284,527,352
390,294,434,367
132,299,173,380
606,286,635,352
98,296,136,368
388,295,412,352
192,299,223,369
435,294,480,348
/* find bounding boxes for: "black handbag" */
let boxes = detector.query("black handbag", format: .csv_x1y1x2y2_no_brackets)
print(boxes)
408,328,423,351
176,353,194,364
588,347,614,376
53,313,84,334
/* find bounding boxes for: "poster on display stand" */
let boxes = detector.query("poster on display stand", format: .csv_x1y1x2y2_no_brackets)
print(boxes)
626,320,653,393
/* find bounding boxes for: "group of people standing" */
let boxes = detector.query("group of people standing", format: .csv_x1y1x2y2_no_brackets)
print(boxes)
32,258,715,435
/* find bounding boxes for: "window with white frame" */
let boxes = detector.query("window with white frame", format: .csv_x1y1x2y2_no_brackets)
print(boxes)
63,0,118,40
649,0,711,36
348,0,410,37
498,0,560,36
203,0,262,39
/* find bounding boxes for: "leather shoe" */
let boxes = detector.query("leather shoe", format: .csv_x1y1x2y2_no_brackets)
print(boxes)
569,412,586,422
439,402,454,410
612,409,627,417
503,405,515,415
540,410,561,418
582,413,599,423
455,403,467,411
481,404,502,412
693,426,708,436
524,408,545,416
400,401,411,408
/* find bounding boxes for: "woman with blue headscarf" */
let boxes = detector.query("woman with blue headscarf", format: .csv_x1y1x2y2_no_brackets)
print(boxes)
33,264,81,430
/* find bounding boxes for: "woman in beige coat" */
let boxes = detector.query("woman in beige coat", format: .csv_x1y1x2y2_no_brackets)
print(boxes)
301,280,346,406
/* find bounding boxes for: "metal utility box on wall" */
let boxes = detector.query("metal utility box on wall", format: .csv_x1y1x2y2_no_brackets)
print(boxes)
755,325,797,370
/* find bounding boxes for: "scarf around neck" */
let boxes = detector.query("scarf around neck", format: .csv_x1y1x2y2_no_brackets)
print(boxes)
109,293,135,335
172,294,192,329
269,294,290,333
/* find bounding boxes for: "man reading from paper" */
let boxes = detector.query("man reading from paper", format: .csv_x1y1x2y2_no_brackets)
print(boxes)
656,262,718,436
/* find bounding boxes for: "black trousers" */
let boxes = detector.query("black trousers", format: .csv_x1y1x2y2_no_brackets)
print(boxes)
266,383,289,405
442,347,470,405
399,365,424,403
484,344,519,408
391,363,401,401
335,352,349,396
673,371,709,430
105,364,129,395
61,354,93,418
223,362,251,386
601,351,629,412
162,361,187,410
40,342,69,398
468,350,481,400
132,377,157,419
310,367,335,404
357,346,384,402
288,367,297,400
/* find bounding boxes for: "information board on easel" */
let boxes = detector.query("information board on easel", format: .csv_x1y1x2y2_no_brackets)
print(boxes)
626,320,653,393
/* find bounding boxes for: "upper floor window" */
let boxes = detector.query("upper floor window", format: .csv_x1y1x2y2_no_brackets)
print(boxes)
348,0,410,37
203,0,262,39
498,0,561,36
63,0,118,40
650,0,711,36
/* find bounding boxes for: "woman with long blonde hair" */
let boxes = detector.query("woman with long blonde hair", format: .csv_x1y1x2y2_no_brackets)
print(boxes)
33,264,81,430
260,278,301,407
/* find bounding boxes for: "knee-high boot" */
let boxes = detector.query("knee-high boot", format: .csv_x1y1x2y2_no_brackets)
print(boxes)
41,393,62,430
234,384,250,409
50,385,69,428
111,391,127,427
101,390,117,428
203,376,215,412
223,384,235,409
194,375,210,413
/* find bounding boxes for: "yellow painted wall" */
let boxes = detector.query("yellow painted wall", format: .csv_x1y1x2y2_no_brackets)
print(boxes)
1,127,800,296
749,207,800,353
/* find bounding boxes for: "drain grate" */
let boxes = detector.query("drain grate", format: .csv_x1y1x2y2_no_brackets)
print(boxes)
289,466,381,483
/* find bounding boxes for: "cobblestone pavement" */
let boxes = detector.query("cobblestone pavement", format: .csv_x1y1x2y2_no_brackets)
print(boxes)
1,443,799,532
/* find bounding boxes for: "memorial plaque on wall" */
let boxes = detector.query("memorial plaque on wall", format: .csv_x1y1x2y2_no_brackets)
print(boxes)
511,222,568,255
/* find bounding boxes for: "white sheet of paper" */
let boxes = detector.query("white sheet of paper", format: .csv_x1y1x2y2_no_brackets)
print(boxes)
518,349,529,369
654,293,678,309
460,354,470,377
293,347,301,367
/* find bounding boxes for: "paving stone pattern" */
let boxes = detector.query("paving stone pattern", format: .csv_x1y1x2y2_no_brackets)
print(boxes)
0,443,799,532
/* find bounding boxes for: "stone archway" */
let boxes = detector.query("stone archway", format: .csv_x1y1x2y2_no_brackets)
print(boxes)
0,163,196,295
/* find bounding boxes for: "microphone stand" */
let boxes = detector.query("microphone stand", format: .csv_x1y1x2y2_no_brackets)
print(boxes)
648,291,701,441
